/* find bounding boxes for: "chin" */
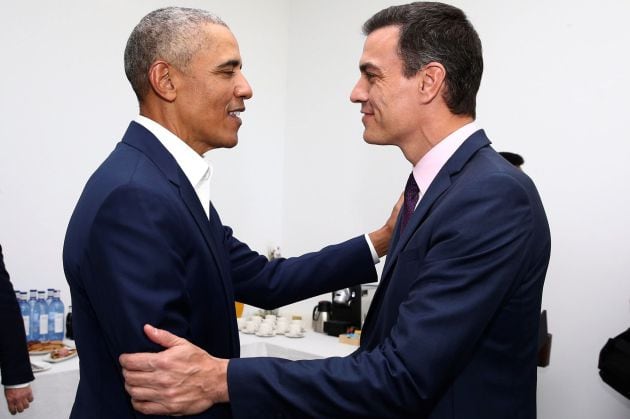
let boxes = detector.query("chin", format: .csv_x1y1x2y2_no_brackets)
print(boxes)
223,136,239,149
362,131,388,146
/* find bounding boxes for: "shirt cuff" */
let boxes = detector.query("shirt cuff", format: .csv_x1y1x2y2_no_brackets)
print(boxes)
4,382,31,389
364,234,380,264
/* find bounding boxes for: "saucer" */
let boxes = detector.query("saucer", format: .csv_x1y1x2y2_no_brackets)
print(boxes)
285,332,305,338
30,359,51,373
240,329,256,334
255,331,275,337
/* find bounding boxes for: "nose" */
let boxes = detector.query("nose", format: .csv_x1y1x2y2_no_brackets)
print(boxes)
235,72,253,100
350,77,366,103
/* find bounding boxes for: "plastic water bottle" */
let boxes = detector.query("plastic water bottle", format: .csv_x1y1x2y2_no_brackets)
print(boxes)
48,290,56,341
46,288,54,307
51,290,65,340
28,289,37,312
19,292,30,339
28,290,39,341
36,290,49,341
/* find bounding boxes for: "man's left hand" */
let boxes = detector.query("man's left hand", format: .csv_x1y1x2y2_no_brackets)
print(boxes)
120,324,229,416
4,386,33,415
369,192,404,257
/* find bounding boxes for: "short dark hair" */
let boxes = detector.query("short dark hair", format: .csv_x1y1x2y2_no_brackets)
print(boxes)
363,2,483,118
499,151,525,167
124,7,227,103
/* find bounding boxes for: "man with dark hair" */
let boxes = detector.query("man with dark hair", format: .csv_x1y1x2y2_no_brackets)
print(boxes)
64,6,397,419
121,3,550,418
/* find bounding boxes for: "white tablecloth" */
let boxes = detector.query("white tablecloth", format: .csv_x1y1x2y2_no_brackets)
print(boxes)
0,332,356,418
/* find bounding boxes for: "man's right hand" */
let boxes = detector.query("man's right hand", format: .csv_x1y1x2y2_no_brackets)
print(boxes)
120,324,229,416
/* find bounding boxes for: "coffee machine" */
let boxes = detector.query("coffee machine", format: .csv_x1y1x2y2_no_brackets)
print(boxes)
326,285,362,333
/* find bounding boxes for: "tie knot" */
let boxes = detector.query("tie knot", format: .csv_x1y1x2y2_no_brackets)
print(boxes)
404,172,419,201
400,173,420,233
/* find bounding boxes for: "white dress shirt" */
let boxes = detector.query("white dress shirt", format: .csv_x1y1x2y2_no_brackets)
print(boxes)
134,116,212,219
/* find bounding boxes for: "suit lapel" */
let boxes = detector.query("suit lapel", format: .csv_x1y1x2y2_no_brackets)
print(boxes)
363,130,491,340
121,122,232,304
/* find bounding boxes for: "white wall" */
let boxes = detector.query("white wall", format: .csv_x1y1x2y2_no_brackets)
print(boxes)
1,1,629,418
0,0,289,300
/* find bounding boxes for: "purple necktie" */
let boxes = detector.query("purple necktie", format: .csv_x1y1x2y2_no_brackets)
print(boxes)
400,172,420,233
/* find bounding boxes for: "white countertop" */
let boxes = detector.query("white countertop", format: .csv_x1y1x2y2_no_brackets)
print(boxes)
239,329,357,360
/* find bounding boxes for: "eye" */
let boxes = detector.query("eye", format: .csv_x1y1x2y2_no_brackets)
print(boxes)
365,72,377,82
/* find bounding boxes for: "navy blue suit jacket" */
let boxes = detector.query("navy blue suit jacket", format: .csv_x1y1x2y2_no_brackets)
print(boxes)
228,130,551,419
62,122,376,418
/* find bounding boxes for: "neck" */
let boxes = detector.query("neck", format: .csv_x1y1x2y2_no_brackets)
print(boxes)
402,113,474,165
139,101,209,156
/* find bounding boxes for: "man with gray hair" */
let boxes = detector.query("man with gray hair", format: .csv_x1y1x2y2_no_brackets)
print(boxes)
63,6,397,419
121,2,550,418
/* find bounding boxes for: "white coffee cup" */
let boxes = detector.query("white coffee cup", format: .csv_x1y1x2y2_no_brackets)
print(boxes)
259,322,273,335
265,314,277,323
236,317,245,330
288,323,302,336
262,318,275,327
276,322,288,334
245,320,257,333
251,315,263,324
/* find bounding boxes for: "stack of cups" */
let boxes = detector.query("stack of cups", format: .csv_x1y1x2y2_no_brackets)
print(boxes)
236,313,304,337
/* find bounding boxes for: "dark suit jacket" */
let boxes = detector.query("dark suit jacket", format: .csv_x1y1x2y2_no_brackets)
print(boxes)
228,130,551,419
62,122,376,418
0,245,34,386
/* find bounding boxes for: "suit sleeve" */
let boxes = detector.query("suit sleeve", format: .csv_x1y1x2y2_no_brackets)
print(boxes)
216,208,377,309
83,185,192,356
0,245,34,386
230,235,377,309
227,172,546,418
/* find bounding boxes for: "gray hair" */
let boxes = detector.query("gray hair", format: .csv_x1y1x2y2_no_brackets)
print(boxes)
124,7,227,103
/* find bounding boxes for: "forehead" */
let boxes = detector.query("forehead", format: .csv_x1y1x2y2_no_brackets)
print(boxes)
197,23,241,62
360,25,402,68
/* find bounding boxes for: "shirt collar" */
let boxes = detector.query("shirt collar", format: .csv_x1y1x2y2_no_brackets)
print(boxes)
413,121,480,196
134,115,212,192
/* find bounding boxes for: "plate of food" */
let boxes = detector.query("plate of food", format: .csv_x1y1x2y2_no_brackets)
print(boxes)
30,359,52,373
27,340,66,355
43,347,78,363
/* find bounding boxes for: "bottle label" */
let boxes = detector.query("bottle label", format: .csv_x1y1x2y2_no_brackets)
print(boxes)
40,315,48,335
23,316,30,335
54,313,64,333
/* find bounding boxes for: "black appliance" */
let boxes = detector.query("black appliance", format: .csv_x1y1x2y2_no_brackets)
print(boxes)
325,285,362,334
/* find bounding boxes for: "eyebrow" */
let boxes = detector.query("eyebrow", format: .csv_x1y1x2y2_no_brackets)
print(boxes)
216,59,242,70
359,62,380,73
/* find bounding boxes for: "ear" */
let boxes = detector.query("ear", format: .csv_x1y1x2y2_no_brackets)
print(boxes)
418,62,446,104
147,61,177,102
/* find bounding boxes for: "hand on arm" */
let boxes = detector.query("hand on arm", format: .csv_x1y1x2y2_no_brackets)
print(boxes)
368,193,403,257
120,324,229,416
4,386,33,415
